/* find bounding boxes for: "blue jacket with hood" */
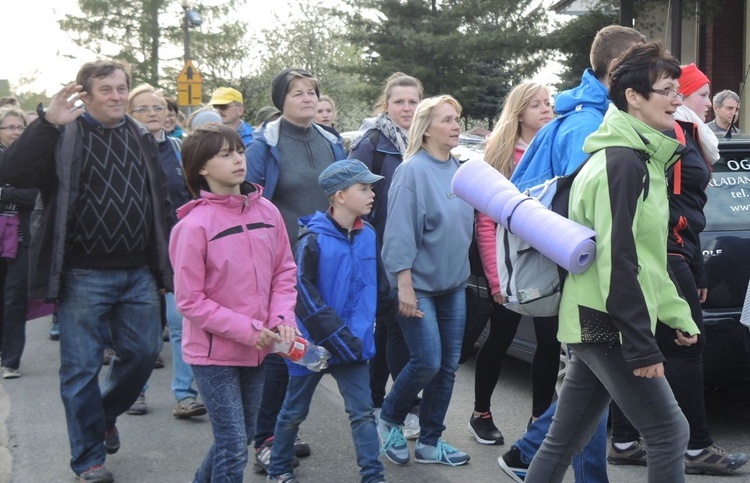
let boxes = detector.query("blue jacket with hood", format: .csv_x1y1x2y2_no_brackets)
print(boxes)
292,211,393,376
245,119,346,200
511,69,610,192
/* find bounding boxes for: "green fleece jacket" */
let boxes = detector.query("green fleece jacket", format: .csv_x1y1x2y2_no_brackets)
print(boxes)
558,105,700,371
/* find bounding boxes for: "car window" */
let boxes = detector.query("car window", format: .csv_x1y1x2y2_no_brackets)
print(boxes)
704,147,750,231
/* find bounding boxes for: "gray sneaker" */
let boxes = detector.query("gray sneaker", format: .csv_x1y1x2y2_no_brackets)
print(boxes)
79,464,114,483
173,397,207,419
607,440,647,466
267,473,298,483
403,406,420,440
126,392,148,415
685,444,749,475
2,367,20,379
414,439,470,466
377,414,410,465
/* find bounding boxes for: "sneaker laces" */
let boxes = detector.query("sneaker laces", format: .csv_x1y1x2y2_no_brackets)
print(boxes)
380,426,407,456
435,440,462,467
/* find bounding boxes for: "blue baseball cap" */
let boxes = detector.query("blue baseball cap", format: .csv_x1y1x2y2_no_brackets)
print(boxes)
318,159,384,197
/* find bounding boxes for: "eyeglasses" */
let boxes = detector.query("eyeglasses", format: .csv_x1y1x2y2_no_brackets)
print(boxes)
165,113,177,119
0,125,25,131
131,106,166,115
650,88,684,100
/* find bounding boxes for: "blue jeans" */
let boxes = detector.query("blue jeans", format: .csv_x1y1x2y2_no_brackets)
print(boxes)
165,292,198,401
381,287,465,446
254,353,289,448
192,364,265,483
58,267,162,475
526,342,689,483
269,362,385,483
517,400,609,483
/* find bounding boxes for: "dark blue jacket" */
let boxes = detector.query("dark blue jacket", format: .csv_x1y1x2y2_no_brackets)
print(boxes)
292,211,392,376
348,128,403,242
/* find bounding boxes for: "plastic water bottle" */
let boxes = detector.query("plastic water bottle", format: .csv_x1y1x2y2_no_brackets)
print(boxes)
273,336,331,372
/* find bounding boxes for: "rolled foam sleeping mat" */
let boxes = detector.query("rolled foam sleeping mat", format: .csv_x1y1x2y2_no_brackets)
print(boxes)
452,159,596,274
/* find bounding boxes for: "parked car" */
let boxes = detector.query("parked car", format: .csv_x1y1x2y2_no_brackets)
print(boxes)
468,134,750,387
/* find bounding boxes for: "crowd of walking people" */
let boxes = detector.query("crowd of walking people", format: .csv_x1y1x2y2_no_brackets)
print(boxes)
0,21,747,483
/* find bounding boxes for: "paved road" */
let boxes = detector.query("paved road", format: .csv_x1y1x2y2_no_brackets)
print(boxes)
2,315,750,482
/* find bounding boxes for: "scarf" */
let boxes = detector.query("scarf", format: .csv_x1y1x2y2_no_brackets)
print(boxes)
674,105,720,164
376,113,409,154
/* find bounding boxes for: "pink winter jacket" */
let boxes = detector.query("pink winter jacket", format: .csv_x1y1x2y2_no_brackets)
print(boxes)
477,143,526,296
169,185,297,367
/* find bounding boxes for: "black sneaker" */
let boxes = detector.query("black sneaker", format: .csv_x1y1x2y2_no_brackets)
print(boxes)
294,434,311,457
79,464,114,483
468,411,504,445
498,446,528,482
104,426,120,455
607,440,647,466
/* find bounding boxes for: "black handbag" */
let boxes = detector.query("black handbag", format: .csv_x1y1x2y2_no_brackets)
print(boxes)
460,213,494,364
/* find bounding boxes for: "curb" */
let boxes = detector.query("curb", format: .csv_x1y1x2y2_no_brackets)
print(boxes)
0,380,12,483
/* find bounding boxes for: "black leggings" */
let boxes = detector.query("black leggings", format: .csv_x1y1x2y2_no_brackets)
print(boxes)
474,303,561,417
611,254,711,450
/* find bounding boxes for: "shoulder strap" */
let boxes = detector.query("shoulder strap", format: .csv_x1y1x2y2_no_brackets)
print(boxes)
366,129,387,177
673,121,685,195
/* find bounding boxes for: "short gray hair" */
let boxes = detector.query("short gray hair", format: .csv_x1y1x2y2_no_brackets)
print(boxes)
713,89,740,107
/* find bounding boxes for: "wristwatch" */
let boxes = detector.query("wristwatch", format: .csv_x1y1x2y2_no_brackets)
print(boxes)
36,103,60,130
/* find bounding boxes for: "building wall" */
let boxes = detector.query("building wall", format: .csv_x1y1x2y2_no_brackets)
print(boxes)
702,0,746,129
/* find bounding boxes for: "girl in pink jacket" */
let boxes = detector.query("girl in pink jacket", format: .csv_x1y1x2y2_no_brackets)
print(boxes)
169,124,298,482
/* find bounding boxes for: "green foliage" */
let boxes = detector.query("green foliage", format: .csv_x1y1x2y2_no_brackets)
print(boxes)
552,8,618,91
337,0,552,127
246,1,371,131
3,74,53,111
60,0,249,102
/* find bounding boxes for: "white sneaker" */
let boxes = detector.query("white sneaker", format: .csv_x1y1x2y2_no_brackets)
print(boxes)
403,406,420,440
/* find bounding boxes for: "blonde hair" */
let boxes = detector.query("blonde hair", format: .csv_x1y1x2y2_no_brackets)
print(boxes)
374,72,424,115
484,82,549,178
0,107,27,127
127,83,166,113
404,95,462,160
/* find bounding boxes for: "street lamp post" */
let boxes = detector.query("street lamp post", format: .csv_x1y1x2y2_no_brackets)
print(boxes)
179,0,202,115
180,0,201,63
181,0,191,63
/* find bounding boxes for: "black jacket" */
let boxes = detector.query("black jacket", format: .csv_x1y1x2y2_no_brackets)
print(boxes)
0,114,174,300
667,120,712,288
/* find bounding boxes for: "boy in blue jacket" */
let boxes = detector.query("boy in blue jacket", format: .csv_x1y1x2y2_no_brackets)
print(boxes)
267,159,392,483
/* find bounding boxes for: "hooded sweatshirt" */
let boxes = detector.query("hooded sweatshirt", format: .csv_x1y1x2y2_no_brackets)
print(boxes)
511,69,610,192
169,183,297,367
558,105,700,371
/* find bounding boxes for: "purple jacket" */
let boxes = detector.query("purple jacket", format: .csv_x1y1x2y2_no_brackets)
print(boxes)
169,184,297,366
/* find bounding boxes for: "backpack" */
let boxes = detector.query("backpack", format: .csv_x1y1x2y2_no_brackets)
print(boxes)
498,104,603,317
496,159,590,317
